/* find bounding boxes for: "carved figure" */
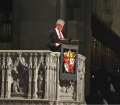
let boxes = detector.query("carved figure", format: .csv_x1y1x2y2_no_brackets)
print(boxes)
67,81,74,94
62,86,67,93
38,71,44,91
12,79,22,93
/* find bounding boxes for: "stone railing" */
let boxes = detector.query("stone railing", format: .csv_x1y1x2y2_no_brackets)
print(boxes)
0,50,86,105
0,99,50,105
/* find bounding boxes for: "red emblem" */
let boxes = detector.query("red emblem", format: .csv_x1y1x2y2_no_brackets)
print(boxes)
63,50,76,73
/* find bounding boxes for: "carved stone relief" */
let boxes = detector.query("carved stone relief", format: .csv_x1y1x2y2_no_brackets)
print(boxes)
0,51,86,105
11,59,29,98
77,54,86,102
59,80,74,100
37,67,45,99
38,54,45,99
1,52,30,98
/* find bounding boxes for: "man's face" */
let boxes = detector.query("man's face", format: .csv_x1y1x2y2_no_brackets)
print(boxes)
57,23,64,31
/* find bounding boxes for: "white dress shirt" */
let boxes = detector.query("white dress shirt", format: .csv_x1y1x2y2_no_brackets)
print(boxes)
55,28,64,39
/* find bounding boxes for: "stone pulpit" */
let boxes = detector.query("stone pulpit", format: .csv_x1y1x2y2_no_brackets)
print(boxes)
0,50,86,105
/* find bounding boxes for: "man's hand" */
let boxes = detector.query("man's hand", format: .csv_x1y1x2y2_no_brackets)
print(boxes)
55,43,60,46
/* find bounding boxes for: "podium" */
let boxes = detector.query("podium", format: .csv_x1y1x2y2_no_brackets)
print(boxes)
59,39,79,81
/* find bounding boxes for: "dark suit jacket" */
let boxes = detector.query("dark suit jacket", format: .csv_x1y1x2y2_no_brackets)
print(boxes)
47,29,65,52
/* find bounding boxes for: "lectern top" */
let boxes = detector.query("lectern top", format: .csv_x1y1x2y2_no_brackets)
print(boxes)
59,39,79,45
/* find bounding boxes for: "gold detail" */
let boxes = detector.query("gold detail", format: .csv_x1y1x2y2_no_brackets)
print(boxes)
71,70,74,73
64,50,76,58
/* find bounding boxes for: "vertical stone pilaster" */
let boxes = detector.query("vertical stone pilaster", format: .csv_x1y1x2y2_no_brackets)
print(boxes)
84,0,92,96
44,65,48,99
51,52,60,100
76,54,86,102
5,53,12,98
1,53,5,98
32,53,38,99
5,64,8,98
28,53,33,99
56,53,60,100
1,68,5,98
52,58,54,100
76,55,81,101
60,0,67,20
82,62,85,102
76,70,79,101
53,68,56,100
54,65,57,100
51,66,54,100
28,68,32,99
44,53,50,99
54,67,56,100
49,54,52,99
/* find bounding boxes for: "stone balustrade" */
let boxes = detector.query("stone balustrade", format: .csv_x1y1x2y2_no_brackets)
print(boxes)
0,50,86,105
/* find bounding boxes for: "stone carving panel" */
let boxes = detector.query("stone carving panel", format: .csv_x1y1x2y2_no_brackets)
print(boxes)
0,52,30,98
0,100,49,105
10,54,29,98
59,80,74,100
0,51,86,105
55,102,80,105
32,52,46,99
37,68,45,99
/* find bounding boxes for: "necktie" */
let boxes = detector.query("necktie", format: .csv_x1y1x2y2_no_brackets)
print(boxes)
59,31,62,39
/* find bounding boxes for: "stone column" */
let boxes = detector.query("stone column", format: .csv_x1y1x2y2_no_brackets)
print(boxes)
44,53,50,99
83,0,92,96
12,0,21,49
76,54,86,102
1,69,5,98
5,68,10,98
49,54,52,99
56,53,60,100
28,68,32,99
52,67,55,100
5,53,13,98
1,53,5,98
59,0,67,33
55,66,57,100
67,0,85,55
81,61,86,102
28,53,33,99
32,53,38,99
52,66,54,100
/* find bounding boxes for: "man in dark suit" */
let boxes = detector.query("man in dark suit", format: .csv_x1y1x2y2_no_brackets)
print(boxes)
47,19,65,52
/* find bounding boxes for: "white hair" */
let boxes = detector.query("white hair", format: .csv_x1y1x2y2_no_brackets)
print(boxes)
56,19,65,25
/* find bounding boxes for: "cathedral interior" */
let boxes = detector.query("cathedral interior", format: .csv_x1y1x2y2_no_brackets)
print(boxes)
0,0,120,104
